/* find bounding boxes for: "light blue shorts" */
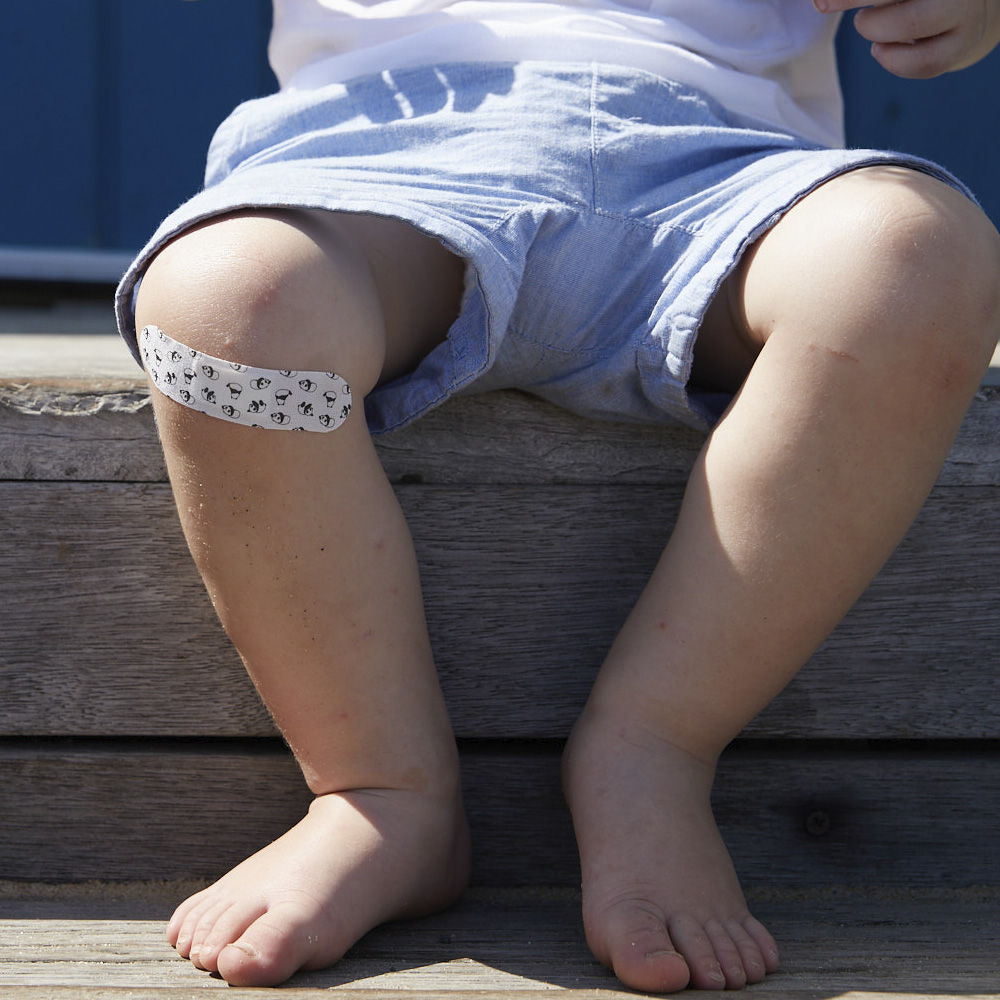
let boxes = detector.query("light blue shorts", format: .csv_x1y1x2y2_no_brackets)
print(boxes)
115,61,972,434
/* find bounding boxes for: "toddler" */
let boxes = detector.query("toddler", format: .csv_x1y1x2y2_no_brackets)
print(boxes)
116,0,1000,991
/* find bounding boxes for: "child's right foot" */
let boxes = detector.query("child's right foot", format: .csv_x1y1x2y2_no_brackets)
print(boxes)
167,784,470,986
563,706,779,993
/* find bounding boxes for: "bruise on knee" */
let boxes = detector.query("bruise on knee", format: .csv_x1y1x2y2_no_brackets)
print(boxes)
141,326,353,431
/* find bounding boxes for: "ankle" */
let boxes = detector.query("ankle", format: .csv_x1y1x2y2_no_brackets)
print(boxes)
567,695,726,774
304,742,465,802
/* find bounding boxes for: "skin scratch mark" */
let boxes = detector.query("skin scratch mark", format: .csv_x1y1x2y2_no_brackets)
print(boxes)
826,346,860,364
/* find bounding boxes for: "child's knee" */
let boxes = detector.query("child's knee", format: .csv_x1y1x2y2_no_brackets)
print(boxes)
891,179,999,394
848,169,999,354
844,179,1000,402
748,166,1000,384
134,210,388,399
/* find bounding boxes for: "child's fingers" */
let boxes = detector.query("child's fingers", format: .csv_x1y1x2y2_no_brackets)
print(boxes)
813,0,904,12
816,0,1000,77
859,0,1000,76
868,31,968,79
852,0,958,47
853,0,964,79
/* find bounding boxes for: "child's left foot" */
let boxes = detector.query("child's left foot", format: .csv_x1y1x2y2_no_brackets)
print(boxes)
563,708,779,992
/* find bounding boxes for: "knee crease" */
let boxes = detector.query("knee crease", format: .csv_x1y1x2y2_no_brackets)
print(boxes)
140,326,352,431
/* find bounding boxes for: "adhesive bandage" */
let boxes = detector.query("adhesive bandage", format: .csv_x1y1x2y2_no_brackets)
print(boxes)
140,325,352,431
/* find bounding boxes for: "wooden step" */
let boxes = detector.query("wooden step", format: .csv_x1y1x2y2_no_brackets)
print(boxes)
2,325,1000,996
2,329,999,889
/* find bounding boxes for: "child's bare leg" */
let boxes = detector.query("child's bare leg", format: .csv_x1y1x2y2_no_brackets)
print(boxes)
134,210,470,986
564,167,1000,992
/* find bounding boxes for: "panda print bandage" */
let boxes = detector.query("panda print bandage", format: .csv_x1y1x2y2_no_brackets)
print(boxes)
140,326,352,432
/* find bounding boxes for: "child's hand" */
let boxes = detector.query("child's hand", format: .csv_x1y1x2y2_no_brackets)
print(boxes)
814,0,1000,77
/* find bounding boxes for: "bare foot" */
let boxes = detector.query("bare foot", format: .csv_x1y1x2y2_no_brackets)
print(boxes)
167,786,470,986
563,708,779,992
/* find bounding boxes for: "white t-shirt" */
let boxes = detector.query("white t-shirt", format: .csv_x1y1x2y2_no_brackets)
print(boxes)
269,0,845,147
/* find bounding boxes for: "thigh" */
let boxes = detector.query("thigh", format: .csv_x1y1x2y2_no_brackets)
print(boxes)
332,211,466,386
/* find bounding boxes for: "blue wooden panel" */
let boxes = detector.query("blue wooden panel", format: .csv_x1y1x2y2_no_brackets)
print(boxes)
0,0,101,247
110,0,276,249
1,0,274,253
838,20,1000,230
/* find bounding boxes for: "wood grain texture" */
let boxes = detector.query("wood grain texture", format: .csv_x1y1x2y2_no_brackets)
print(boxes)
2,383,999,486
0,389,162,482
0,481,996,740
2,887,1000,996
3,742,1000,886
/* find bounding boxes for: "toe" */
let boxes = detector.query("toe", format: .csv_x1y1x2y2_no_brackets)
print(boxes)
196,904,262,974
744,914,780,973
172,898,217,960
188,900,237,969
167,887,212,951
722,916,773,984
216,898,334,987
704,918,749,989
666,913,730,990
594,900,696,994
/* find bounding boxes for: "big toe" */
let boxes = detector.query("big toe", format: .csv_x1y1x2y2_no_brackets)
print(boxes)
215,899,337,987
593,901,701,994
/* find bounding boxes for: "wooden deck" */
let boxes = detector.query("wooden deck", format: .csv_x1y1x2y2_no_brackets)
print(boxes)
4,883,1000,997
2,325,1000,997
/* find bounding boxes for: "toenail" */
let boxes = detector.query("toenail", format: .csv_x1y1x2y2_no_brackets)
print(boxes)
645,947,683,960
228,939,259,959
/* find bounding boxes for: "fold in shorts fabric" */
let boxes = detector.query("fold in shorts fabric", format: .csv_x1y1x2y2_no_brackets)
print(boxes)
115,61,973,434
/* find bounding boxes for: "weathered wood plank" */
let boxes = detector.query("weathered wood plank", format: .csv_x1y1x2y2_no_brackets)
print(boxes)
376,384,1000,489
2,887,1000,996
2,380,999,486
3,742,1000,886
1,991,998,1000
1,989,998,1000
2,992,997,1000
0,991,648,999
0,391,162,482
0,482,997,740
0,988,653,998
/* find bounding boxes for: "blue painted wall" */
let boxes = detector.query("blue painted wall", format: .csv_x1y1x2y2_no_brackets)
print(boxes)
1,4,997,255
837,19,1000,231
1,0,274,253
